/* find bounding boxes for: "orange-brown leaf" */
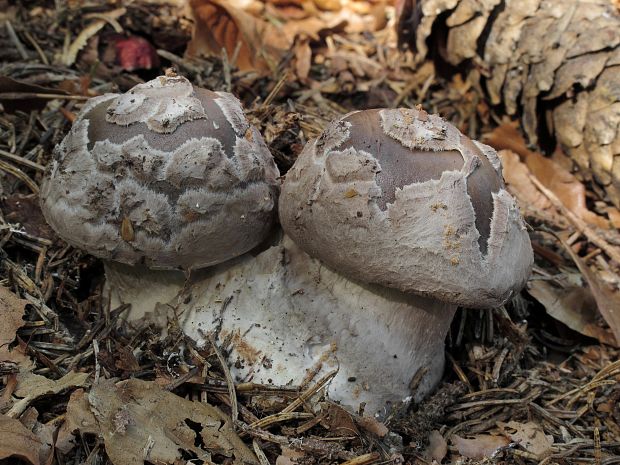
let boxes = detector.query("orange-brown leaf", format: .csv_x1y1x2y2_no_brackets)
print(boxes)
187,0,293,72
560,237,620,346
0,286,31,367
485,123,611,230
0,415,46,465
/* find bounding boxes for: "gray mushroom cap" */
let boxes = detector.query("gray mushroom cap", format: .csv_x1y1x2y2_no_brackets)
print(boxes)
279,108,533,308
41,74,280,270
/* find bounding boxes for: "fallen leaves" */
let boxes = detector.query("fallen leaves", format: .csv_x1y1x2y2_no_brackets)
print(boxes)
450,421,554,460
186,0,386,75
424,430,447,462
451,433,509,459
7,371,90,418
0,415,49,465
187,0,292,72
485,123,611,230
0,76,69,113
527,280,617,346
559,236,620,346
62,378,258,465
487,123,620,345
0,285,32,368
499,421,554,458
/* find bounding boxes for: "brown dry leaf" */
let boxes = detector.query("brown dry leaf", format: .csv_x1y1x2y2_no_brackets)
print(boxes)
497,150,567,228
0,76,69,114
0,285,32,368
424,430,447,463
324,403,359,436
7,371,89,418
559,237,620,346
63,378,258,465
187,0,293,72
498,421,554,458
0,414,47,465
528,280,618,346
19,407,58,465
56,389,93,455
485,123,611,230
451,434,509,459
275,446,306,465
354,415,388,438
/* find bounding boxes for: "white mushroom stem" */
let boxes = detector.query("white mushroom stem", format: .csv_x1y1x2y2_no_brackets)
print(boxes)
105,235,456,416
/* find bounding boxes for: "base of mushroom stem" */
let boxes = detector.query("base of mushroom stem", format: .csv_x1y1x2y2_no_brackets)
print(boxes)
104,235,457,417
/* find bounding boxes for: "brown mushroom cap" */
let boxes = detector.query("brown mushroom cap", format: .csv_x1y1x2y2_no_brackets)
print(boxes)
279,108,533,308
40,74,280,270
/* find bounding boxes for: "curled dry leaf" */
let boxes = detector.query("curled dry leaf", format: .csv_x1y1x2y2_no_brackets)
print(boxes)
0,285,32,368
62,378,258,465
424,430,447,463
498,150,567,228
559,237,620,346
354,415,388,438
0,414,47,465
485,123,612,230
498,421,554,458
528,280,618,347
451,434,509,459
323,403,359,436
187,0,293,72
7,371,89,418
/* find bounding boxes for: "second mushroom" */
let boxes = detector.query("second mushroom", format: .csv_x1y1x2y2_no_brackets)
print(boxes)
95,105,532,415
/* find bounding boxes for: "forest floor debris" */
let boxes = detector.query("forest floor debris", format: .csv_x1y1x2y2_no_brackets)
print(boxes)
1,1,619,464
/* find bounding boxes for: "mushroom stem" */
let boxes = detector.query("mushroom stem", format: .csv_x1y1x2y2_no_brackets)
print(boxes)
103,261,187,319
104,235,457,416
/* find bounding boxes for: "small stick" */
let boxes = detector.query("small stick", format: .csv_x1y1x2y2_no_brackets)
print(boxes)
252,440,271,465
0,148,46,172
340,452,381,465
207,333,238,423
529,174,620,264
0,92,87,101
280,369,338,414
5,20,28,60
250,412,314,430
0,160,39,193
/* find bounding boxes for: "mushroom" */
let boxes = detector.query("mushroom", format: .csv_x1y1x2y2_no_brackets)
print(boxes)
40,72,280,297
275,107,533,409
279,108,533,308
87,107,532,416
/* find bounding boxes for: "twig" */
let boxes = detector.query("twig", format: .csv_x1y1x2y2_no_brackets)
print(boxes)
207,333,238,423
252,440,271,465
0,148,46,172
0,160,39,193
0,92,88,101
340,452,381,465
5,20,28,60
280,369,338,414
250,412,315,430
529,174,620,264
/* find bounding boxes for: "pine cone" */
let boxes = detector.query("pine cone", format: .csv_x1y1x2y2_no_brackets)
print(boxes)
398,0,620,206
